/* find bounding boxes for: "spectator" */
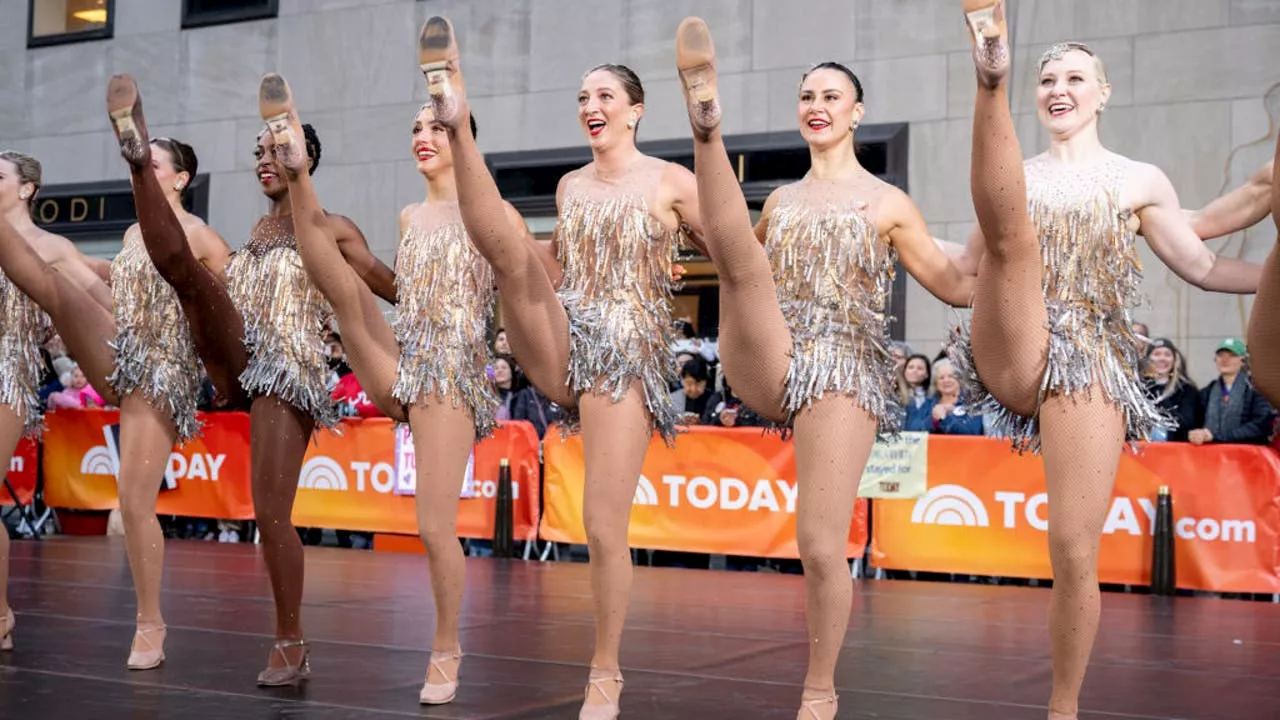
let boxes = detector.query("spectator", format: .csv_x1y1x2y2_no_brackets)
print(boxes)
669,357,721,425
896,353,934,432
1132,321,1151,359
889,341,912,375
1141,338,1199,441
1189,338,1276,446
492,355,523,420
511,384,560,438
47,365,104,410
493,327,510,355
929,359,983,435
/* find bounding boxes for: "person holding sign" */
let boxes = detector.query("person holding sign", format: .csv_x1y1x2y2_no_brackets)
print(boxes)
672,17,975,719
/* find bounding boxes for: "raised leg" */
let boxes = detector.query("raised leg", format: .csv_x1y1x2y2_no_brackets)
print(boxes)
1039,390,1125,720
408,402,475,704
792,396,878,720
115,393,177,669
257,73,406,422
107,74,250,410
249,394,314,686
576,386,653,719
0,409,23,650
419,16,575,409
1246,131,1280,405
0,220,119,407
963,0,1048,416
676,18,791,423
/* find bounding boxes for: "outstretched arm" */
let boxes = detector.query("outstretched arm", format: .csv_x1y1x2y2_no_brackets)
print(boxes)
1139,164,1261,293
885,190,975,307
1188,159,1273,240
330,213,397,304
666,163,710,257
37,234,113,310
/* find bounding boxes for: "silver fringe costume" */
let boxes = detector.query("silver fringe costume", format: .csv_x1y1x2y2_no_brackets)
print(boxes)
0,271,50,436
765,178,901,436
226,215,339,429
391,204,498,439
107,224,204,442
554,167,681,445
948,154,1170,453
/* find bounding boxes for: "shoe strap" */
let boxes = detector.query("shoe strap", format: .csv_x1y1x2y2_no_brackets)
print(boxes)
271,638,308,668
428,649,463,681
132,624,167,651
800,693,838,720
586,671,624,703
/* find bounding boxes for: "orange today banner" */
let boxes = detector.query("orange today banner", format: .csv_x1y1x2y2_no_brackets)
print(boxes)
40,409,541,539
541,425,870,558
2,437,39,505
870,436,1280,593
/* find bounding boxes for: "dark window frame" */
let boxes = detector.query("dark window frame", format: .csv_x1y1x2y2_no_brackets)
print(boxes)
181,0,279,30
27,0,116,49
33,175,211,242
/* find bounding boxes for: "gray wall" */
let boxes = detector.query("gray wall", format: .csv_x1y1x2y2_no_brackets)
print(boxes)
3,0,1278,383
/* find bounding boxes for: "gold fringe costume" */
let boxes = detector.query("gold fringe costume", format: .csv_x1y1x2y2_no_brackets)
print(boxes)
949,154,1170,453
391,203,498,439
108,225,204,442
554,167,681,445
226,215,339,429
0,271,50,436
765,177,901,436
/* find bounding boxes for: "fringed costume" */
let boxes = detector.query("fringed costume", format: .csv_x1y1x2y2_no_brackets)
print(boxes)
226,215,339,429
391,203,498,438
765,178,901,436
949,154,1170,453
0,272,50,435
108,225,204,441
554,168,681,444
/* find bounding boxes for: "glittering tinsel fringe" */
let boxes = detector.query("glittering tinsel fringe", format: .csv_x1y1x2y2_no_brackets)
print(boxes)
946,302,1172,455
107,328,204,442
0,339,45,438
556,288,682,447
391,349,498,441
238,332,340,431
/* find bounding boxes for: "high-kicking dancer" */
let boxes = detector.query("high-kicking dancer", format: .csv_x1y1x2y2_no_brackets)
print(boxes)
257,69,497,704
950,3,1261,718
672,18,975,719
415,16,706,718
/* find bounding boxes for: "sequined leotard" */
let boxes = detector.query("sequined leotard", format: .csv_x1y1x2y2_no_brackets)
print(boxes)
226,215,338,428
107,225,205,441
554,164,680,443
391,203,498,438
0,271,50,435
765,177,901,434
950,153,1166,452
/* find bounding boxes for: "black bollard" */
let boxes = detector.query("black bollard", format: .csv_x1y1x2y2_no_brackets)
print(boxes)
493,458,514,558
1151,485,1175,596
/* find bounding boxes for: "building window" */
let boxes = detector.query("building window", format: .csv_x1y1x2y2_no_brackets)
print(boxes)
27,0,114,48
182,0,278,30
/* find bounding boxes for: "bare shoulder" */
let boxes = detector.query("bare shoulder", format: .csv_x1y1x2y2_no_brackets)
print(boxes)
324,211,364,238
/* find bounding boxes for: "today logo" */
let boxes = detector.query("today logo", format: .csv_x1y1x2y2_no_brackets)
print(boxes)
911,484,1256,544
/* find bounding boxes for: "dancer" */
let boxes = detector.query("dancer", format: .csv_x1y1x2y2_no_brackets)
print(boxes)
415,16,704,718
0,150,125,650
257,71,495,704
101,126,234,670
104,75,394,686
951,4,1260,719
672,18,974,719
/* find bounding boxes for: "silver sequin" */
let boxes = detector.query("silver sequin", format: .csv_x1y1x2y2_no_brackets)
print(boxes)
950,154,1170,453
0,271,49,435
107,225,204,442
226,215,339,429
391,204,498,439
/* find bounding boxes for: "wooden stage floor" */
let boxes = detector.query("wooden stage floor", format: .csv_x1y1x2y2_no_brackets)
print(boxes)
0,537,1275,719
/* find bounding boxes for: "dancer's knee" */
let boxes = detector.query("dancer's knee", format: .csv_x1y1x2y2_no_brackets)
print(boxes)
1047,532,1099,581
418,521,459,555
797,528,848,581
117,481,158,527
584,512,629,559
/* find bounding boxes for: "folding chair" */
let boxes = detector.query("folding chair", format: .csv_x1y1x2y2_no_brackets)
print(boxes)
1,475,43,540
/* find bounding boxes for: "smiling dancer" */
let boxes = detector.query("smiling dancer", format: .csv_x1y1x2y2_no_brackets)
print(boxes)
104,87,236,670
949,3,1261,719
256,69,496,704
673,18,975,719
415,16,706,718
104,75,394,686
